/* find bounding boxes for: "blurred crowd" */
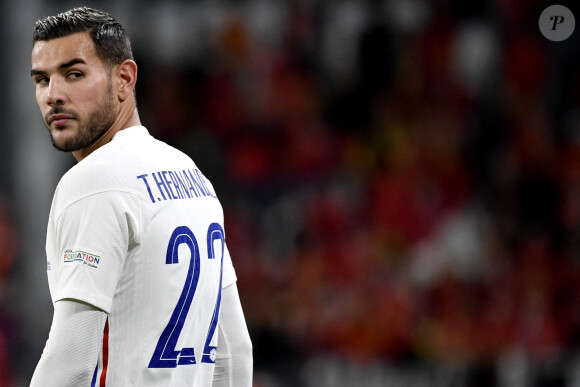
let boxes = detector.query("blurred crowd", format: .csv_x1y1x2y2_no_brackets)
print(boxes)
2,0,580,385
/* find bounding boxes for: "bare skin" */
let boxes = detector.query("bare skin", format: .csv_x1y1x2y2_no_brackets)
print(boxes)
31,32,141,162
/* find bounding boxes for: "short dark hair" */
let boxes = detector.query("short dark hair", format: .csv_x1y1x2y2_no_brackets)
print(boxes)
33,7,133,68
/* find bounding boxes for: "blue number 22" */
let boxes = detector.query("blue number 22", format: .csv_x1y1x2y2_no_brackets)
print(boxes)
148,223,225,368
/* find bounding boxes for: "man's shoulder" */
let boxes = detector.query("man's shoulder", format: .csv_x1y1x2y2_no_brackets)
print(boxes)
54,145,145,208
53,163,136,214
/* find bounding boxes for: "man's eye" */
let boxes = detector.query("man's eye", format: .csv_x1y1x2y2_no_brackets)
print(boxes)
35,77,49,84
67,72,83,79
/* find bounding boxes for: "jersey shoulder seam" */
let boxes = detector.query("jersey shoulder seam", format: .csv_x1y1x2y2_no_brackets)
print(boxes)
54,189,139,224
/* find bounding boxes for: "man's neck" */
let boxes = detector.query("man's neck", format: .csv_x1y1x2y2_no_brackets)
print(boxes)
72,107,141,162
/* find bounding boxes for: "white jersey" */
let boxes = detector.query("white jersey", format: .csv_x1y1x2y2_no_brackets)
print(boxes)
45,126,237,386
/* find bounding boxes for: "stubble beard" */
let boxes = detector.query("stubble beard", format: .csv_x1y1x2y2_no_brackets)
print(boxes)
48,82,117,153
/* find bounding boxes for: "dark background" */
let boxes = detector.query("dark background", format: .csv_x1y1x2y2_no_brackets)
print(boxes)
0,0,579,386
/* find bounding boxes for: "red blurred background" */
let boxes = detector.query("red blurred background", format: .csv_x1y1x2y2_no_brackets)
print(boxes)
1,0,579,386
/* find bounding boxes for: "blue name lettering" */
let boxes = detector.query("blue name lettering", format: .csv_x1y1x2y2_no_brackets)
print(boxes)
136,168,217,204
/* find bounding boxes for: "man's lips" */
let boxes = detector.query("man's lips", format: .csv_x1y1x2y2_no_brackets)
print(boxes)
48,114,74,127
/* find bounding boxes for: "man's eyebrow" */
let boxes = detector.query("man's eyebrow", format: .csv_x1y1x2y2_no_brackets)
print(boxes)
30,58,87,77
58,58,86,70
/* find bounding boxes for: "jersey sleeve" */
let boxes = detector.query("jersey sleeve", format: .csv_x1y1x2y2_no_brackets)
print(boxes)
30,299,108,386
49,191,140,313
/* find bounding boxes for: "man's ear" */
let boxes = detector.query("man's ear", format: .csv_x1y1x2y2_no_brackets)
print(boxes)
115,59,138,102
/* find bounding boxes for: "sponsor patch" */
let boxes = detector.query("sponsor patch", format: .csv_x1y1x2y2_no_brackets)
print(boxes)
63,248,101,269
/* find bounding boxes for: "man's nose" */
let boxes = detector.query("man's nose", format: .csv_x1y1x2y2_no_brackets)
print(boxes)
46,78,65,105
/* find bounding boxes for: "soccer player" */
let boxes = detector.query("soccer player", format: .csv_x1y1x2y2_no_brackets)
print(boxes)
29,7,252,386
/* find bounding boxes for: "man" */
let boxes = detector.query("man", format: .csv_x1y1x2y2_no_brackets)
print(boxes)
29,7,252,386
